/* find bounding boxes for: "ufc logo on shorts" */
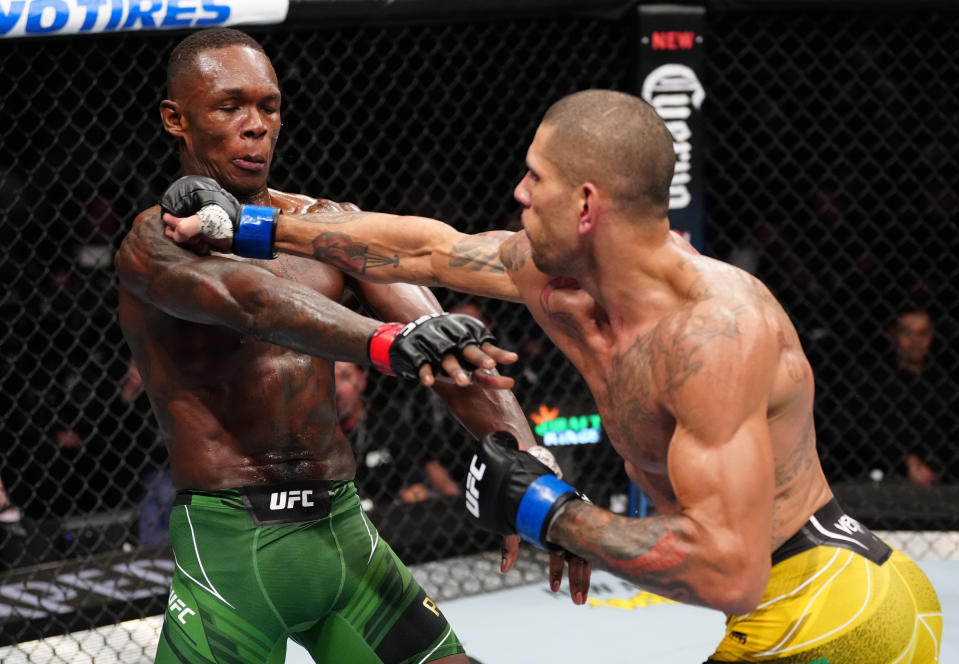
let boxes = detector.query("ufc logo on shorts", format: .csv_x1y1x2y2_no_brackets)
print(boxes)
834,515,862,535
269,489,315,510
168,590,197,625
465,456,485,518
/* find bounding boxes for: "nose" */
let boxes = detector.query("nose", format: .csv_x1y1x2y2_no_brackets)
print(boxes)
241,109,270,141
514,173,531,207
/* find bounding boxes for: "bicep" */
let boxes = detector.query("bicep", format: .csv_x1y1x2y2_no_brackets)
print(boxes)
665,326,777,549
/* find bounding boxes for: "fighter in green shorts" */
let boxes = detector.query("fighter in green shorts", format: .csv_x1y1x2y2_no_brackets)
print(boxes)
157,482,461,664
116,27,587,664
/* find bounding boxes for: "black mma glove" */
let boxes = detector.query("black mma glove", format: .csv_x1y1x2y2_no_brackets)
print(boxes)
368,312,497,379
465,431,588,550
160,175,279,259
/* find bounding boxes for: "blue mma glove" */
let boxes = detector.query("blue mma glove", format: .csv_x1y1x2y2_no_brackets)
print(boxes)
465,432,587,550
160,175,278,259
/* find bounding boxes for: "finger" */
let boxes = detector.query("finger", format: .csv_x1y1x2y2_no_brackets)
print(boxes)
480,342,519,365
470,370,515,390
440,355,472,387
417,363,436,387
548,552,565,593
459,344,497,370
501,535,519,573
567,556,592,605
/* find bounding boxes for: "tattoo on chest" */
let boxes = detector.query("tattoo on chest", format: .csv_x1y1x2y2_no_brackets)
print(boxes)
609,306,742,430
449,236,506,273
311,232,398,274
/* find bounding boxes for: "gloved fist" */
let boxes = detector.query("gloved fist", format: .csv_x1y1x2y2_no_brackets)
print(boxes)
368,312,496,379
465,431,587,550
160,175,279,259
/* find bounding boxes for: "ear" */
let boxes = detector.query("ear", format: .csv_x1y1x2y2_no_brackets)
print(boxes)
578,182,600,236
159,99,186,139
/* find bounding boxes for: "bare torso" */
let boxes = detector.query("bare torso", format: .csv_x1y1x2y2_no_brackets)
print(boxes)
118,191,355,490
513,233,833,553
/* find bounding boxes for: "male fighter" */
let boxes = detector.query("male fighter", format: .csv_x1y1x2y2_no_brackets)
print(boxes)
165,88,942,662
116,28,581,664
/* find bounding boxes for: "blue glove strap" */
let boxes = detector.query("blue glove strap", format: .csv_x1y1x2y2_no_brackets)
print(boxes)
234,205,278,259
515,475,577,547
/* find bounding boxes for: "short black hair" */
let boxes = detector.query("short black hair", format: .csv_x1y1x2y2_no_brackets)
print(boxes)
166,28,267,98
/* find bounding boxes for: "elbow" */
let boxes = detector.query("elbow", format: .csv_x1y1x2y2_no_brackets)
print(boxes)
707,554,769,615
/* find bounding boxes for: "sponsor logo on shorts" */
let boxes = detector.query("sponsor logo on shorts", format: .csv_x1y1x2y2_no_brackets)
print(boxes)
422,595,440,617
168,589,197,625
465,456,486,518
269,489,314,510
834,515,861,535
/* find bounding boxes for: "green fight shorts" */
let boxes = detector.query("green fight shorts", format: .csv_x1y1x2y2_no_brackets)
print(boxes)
154,480,464,664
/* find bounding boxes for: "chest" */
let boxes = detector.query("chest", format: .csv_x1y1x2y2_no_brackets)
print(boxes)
533,283,676,472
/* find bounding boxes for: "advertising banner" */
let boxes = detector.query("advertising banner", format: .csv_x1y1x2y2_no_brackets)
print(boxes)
634,4,706,251
0,0,288,39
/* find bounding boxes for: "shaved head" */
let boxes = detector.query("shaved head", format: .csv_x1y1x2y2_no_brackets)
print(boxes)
166,28,268,99
540,89,676,217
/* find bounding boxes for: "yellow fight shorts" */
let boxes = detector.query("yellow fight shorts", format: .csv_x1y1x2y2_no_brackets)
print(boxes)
708,499,942,664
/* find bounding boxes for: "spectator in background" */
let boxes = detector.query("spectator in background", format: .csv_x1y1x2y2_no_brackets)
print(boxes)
337,360,461,507
860,306,958,485
0,475,21,524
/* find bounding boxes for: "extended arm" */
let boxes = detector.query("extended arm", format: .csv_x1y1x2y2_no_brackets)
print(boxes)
159,176,526,302
117,208,510,379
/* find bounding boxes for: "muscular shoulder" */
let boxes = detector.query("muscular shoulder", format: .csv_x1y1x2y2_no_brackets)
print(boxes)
268,189,360,215
116,205,163,275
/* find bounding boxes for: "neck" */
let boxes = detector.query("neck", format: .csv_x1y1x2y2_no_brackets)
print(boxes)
576,216,678,330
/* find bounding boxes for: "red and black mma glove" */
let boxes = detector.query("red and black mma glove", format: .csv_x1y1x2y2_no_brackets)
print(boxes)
368,312,496,379
465,431,588,551
160,175,279,259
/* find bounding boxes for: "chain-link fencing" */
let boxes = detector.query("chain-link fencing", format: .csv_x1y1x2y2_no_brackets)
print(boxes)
0,5,956,661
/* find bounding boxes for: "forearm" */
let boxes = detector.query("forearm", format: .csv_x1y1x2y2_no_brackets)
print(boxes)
547,501,764,613
275,211,456,285
274,212,522,302
432,380,537,450
149,261,378,364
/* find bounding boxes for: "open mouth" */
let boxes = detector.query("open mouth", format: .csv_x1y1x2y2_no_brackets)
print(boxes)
233,155,266,172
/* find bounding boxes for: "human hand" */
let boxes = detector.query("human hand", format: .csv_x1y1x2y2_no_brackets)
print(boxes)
369,313,517,389
160,175,277,258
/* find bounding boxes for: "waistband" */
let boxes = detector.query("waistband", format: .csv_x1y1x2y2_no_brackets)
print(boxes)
174,479,355,527
771,497,892,566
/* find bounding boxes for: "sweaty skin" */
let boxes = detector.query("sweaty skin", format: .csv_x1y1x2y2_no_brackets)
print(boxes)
164,120,833,613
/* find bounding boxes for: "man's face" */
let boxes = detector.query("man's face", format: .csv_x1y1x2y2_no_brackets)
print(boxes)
513,125,580,276
170,45,281,199
334,362,366,418
892,312,934,367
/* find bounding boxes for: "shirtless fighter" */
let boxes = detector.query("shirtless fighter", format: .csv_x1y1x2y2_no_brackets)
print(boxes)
163,88,942,662
116,28,587,664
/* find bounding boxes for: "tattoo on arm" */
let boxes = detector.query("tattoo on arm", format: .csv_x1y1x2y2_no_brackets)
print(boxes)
449,234,506,273
311,232,398,274
553,502,702,605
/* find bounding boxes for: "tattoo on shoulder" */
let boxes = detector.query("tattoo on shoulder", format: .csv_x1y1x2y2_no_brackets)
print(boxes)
500,233,531,272
449,234,506,274
311,232,398,274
